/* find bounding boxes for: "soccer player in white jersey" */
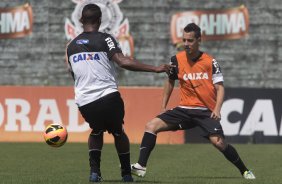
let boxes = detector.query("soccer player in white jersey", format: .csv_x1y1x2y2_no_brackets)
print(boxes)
66,4,172,183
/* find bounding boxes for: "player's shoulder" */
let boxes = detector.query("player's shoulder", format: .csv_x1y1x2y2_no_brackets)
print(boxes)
200,52,218,63
173,50,186,60
102,32,113,37
103,32,120,45
67,33,84,47
67,37,77,47
201,52,214,60
170,54,177,61
170,54,179,64
175,50,186,57
100,32,116,40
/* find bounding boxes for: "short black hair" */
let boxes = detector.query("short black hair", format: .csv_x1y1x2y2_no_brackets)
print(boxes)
183,23,201,39
80,4,102,25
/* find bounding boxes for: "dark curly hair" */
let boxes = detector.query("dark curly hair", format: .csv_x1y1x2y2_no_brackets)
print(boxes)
184,23,201,39
80,4,102,25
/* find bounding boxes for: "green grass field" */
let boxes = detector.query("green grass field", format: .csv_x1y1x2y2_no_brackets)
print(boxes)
0,143,281,184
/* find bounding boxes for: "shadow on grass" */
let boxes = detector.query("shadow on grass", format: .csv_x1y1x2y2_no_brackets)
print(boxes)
102,179,166,183
102,176,242,183
178,176,241,179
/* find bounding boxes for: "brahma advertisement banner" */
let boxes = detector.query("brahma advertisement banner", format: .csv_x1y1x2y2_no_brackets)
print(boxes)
0,3,33,39
170,5,249,44
0,87,282,144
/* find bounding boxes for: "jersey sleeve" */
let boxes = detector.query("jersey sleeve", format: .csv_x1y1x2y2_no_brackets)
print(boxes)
104,34,122,59
168,56,179,80
212,59,224,84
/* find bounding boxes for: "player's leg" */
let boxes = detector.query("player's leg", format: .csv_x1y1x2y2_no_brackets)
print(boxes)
106,92,134,182
88,130,104,182
209,135,255,179
193,109,255,179
132,107,192,177
113,131,133,181
138,117,175,166
131,117,178,177
79,93,119,182
209,135,248,172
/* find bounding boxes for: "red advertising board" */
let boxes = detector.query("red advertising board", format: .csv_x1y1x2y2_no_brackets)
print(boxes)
0,86,184,144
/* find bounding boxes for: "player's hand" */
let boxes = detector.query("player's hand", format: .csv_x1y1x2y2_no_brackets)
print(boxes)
155,64,175,75
210,110,221,120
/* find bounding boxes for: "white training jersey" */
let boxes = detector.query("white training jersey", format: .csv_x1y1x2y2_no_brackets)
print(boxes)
66,31,122,107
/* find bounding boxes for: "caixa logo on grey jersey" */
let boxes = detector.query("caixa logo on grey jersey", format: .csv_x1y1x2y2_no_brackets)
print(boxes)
65,0,135,57
70,52,101,63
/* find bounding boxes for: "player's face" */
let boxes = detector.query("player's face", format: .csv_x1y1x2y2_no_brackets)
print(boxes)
182,31,201,55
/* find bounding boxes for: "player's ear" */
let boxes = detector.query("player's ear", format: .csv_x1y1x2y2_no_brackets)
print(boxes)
198,37,201,45
98,17,101,25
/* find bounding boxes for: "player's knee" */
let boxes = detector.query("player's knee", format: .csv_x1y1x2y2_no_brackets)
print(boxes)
144,120,159,133
210,136,226,151
212,140,226,151
112,131,125,138
90,130,103,136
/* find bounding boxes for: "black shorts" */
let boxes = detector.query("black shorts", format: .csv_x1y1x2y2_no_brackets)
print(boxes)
78,92,124,135
157,107,224,138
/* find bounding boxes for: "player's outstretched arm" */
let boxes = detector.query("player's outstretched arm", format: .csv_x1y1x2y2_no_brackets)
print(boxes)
112,52,172,74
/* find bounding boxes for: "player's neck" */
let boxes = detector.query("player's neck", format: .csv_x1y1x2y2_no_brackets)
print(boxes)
83,24,100,33
186,50,201,62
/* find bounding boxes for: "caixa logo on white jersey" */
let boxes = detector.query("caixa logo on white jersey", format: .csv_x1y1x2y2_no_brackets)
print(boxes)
70,52,100,63
65,0,134,57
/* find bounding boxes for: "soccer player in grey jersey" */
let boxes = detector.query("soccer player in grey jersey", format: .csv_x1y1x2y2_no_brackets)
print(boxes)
66,3,172,183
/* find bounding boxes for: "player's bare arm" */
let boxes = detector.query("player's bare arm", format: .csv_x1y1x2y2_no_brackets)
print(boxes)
112,52,173,74
161,78,175,112
64,44,70,71
65,44,75,80
211,82,225,120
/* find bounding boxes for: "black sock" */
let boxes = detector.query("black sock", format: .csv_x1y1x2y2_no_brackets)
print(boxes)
114,132,131,176
221,144,248,174
88,133,103,175
118,152,131,176
89,150,101,175
138,132,157,167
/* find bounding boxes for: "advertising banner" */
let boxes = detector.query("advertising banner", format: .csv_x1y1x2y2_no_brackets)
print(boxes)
1,87,281,144
0,86,183,144
170,5,249,45
0,3,33,39
185,88,282,143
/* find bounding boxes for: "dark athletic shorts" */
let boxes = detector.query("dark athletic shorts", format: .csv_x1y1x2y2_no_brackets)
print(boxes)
78,92,124,135
157,107,224,138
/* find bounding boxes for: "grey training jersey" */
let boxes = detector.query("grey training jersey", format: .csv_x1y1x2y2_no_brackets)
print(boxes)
67,31,122,107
